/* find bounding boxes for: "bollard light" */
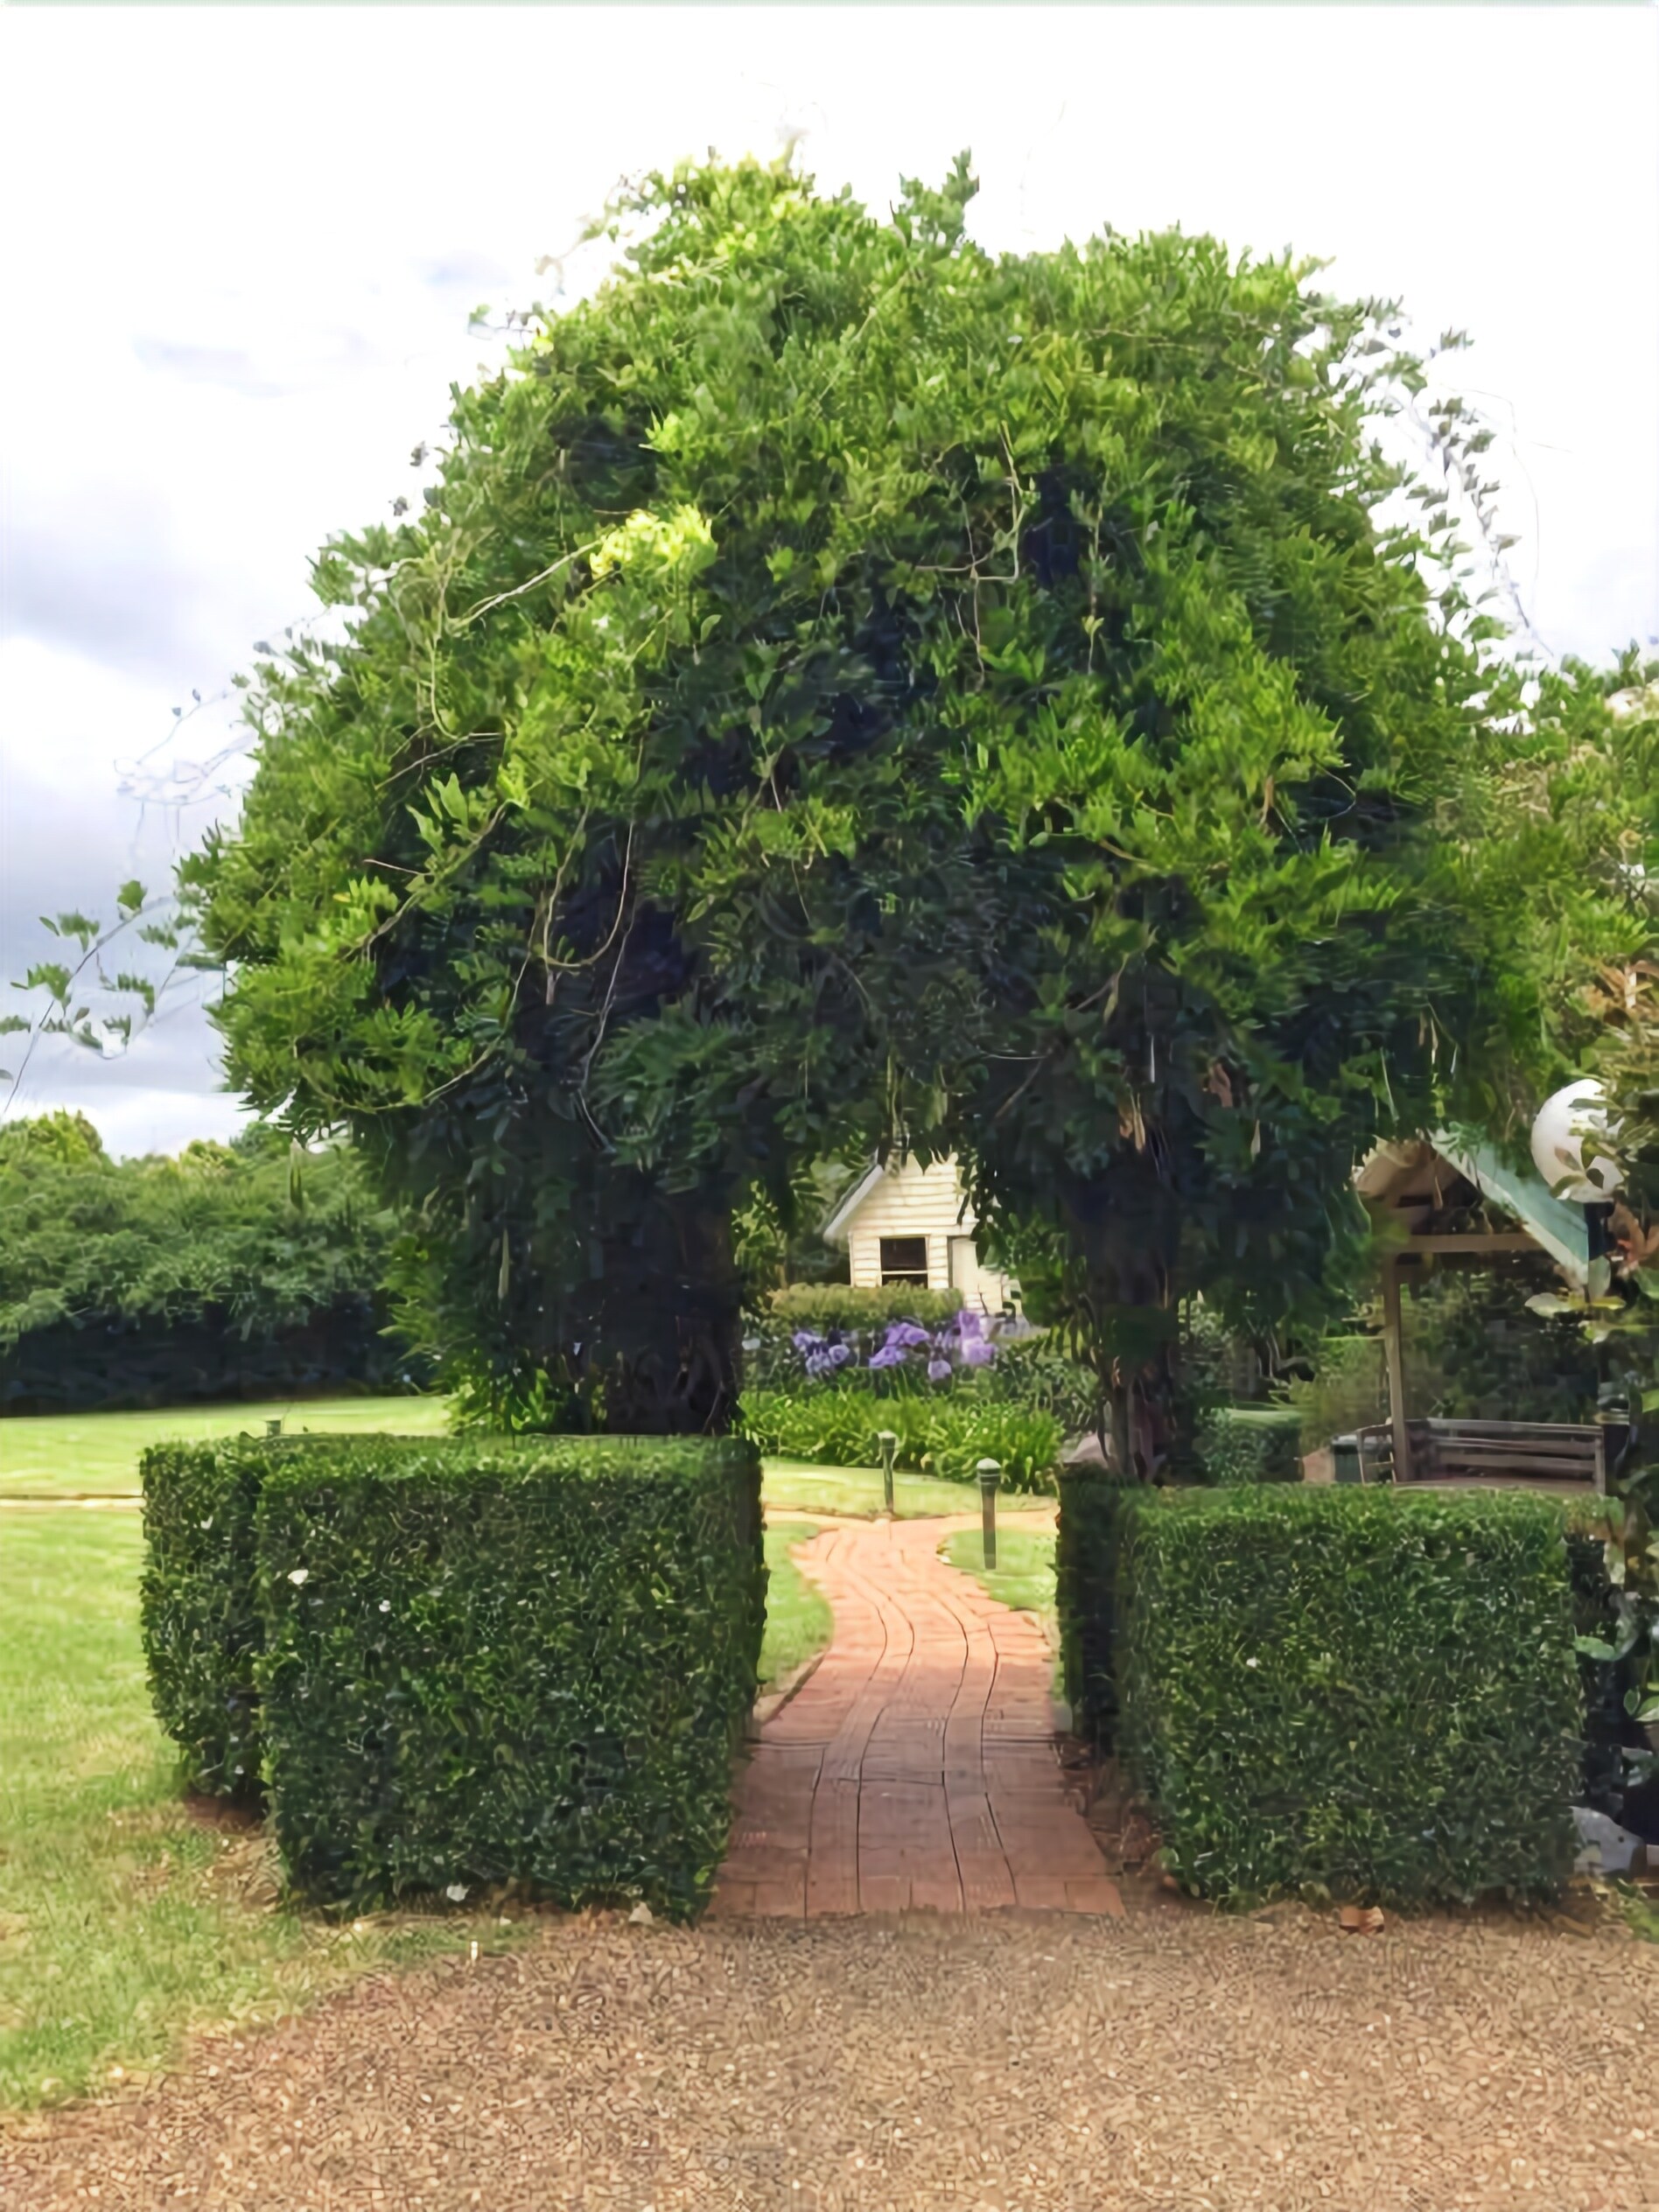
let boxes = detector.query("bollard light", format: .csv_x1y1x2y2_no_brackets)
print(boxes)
878,1430,898,1518
976,1457,1002,1571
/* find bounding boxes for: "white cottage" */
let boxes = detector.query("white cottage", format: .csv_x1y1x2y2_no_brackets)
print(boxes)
821,1154,1015,1315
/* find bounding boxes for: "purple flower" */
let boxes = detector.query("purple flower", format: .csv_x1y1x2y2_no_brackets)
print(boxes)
868,1345,906,1370
886,1322,932,1349
927,1357,953,1383
792,1330,825,1354
961,1337,997,1368
827,1342,852,1368
955,1308,982,1339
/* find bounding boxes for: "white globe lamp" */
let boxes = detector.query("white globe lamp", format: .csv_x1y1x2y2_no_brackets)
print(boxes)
1529,1080,1623,1203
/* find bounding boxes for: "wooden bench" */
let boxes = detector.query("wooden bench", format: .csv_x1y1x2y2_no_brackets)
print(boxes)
1354,1418,1607,1491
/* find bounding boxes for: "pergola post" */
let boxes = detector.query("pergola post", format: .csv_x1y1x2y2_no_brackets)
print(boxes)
1380,1255,1413,1483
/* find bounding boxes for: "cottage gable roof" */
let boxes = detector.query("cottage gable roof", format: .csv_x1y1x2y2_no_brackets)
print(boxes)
820,1159,890,1244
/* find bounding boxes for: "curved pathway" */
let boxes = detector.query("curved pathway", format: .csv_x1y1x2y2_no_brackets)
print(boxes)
712,1516,1124,1918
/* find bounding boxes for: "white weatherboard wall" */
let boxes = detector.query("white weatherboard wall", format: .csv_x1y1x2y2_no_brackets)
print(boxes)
830,1155,1012,1313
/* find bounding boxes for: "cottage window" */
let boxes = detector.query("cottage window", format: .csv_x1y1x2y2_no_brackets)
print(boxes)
878,1236,929,1286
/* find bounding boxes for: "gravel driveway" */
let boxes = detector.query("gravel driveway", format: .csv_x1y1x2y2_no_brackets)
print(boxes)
4,1906,1656,2210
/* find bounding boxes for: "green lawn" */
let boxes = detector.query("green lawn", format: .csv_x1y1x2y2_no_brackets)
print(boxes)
0,1408,1056,1514
0,1396,452,1498
759,1522,832,1686
0,1508,511,2115
943,1524,1058,1644
760,1456,1055,1521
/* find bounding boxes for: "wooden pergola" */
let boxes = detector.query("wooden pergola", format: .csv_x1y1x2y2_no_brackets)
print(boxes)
1353,1135,1610,1488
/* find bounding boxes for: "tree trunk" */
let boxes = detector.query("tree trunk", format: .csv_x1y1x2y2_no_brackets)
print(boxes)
1060,1165,1182,1482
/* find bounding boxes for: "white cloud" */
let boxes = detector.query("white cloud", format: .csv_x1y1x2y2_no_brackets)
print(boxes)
1,4,1655,1150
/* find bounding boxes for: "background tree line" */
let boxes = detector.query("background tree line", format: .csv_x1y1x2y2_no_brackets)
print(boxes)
0,1112,420,1411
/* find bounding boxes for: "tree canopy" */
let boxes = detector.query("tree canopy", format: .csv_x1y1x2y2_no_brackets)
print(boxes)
32,154,1565,1444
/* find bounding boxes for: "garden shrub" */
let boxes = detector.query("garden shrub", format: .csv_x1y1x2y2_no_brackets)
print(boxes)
739,1386,1060,1492
920,1398,1064,1488
1282,1332,1387,1453
1118,1486,1582,1905
1195,1404,1304,1483
253,1434,763,1916
985,1336,1101,1435
1054,1470,1139,1743
141,1438,270,1796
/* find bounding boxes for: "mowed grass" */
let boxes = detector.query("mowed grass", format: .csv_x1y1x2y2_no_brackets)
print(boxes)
0,1396,452,1498
759,1522,832,1686
0,1408,1056,1516
760,1457,1055,1521
0,1508,509,2115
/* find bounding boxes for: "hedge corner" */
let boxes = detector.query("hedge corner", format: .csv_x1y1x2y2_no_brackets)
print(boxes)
1117,1485,1582,1908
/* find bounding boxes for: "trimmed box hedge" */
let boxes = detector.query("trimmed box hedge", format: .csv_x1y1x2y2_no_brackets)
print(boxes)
252,1435,764,1917
767,1284,963,1331
141,1438,270,1796
1195,1404,1304,1484
1118,1486,1582,1905
1054,1470,1138,1745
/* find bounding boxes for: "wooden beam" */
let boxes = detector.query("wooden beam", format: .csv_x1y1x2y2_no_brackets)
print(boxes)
1381,1256,1413,1482
1400,1233,1539,1256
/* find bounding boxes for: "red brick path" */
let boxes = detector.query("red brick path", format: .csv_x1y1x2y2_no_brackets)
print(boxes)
711,1516,1124,1920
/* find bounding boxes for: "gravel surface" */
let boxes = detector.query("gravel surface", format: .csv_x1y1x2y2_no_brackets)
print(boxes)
4,1907,1656,2210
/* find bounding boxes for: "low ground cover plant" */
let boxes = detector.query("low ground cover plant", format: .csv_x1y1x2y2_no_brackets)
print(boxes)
758,1522,832,1685
142,1433,764,1917
739,1390,1060,1492
1116,1486,1582,1905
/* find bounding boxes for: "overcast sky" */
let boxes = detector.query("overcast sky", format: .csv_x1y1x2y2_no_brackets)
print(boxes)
2,5,1655,1157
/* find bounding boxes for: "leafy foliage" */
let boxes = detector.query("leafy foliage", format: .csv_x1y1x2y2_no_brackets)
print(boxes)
1490,663,1659,1809
0,1121,414,1411
1054,1470,1138,1745
140,1440,268,1798
738,1386,1060,1491
141,1433,764,1914
1283,1264,1601,1452
731,1158,859,1300
102,152,1539,1441
252,1434,762,1915
1194,1405,1303,1483
1118,1486,1582,1905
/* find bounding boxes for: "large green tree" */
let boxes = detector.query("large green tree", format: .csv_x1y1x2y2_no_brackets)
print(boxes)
31,156,1541,1442
1488,660,1659,1768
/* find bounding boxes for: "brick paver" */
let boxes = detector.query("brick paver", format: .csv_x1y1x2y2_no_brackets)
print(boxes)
712,1516,1124,1919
